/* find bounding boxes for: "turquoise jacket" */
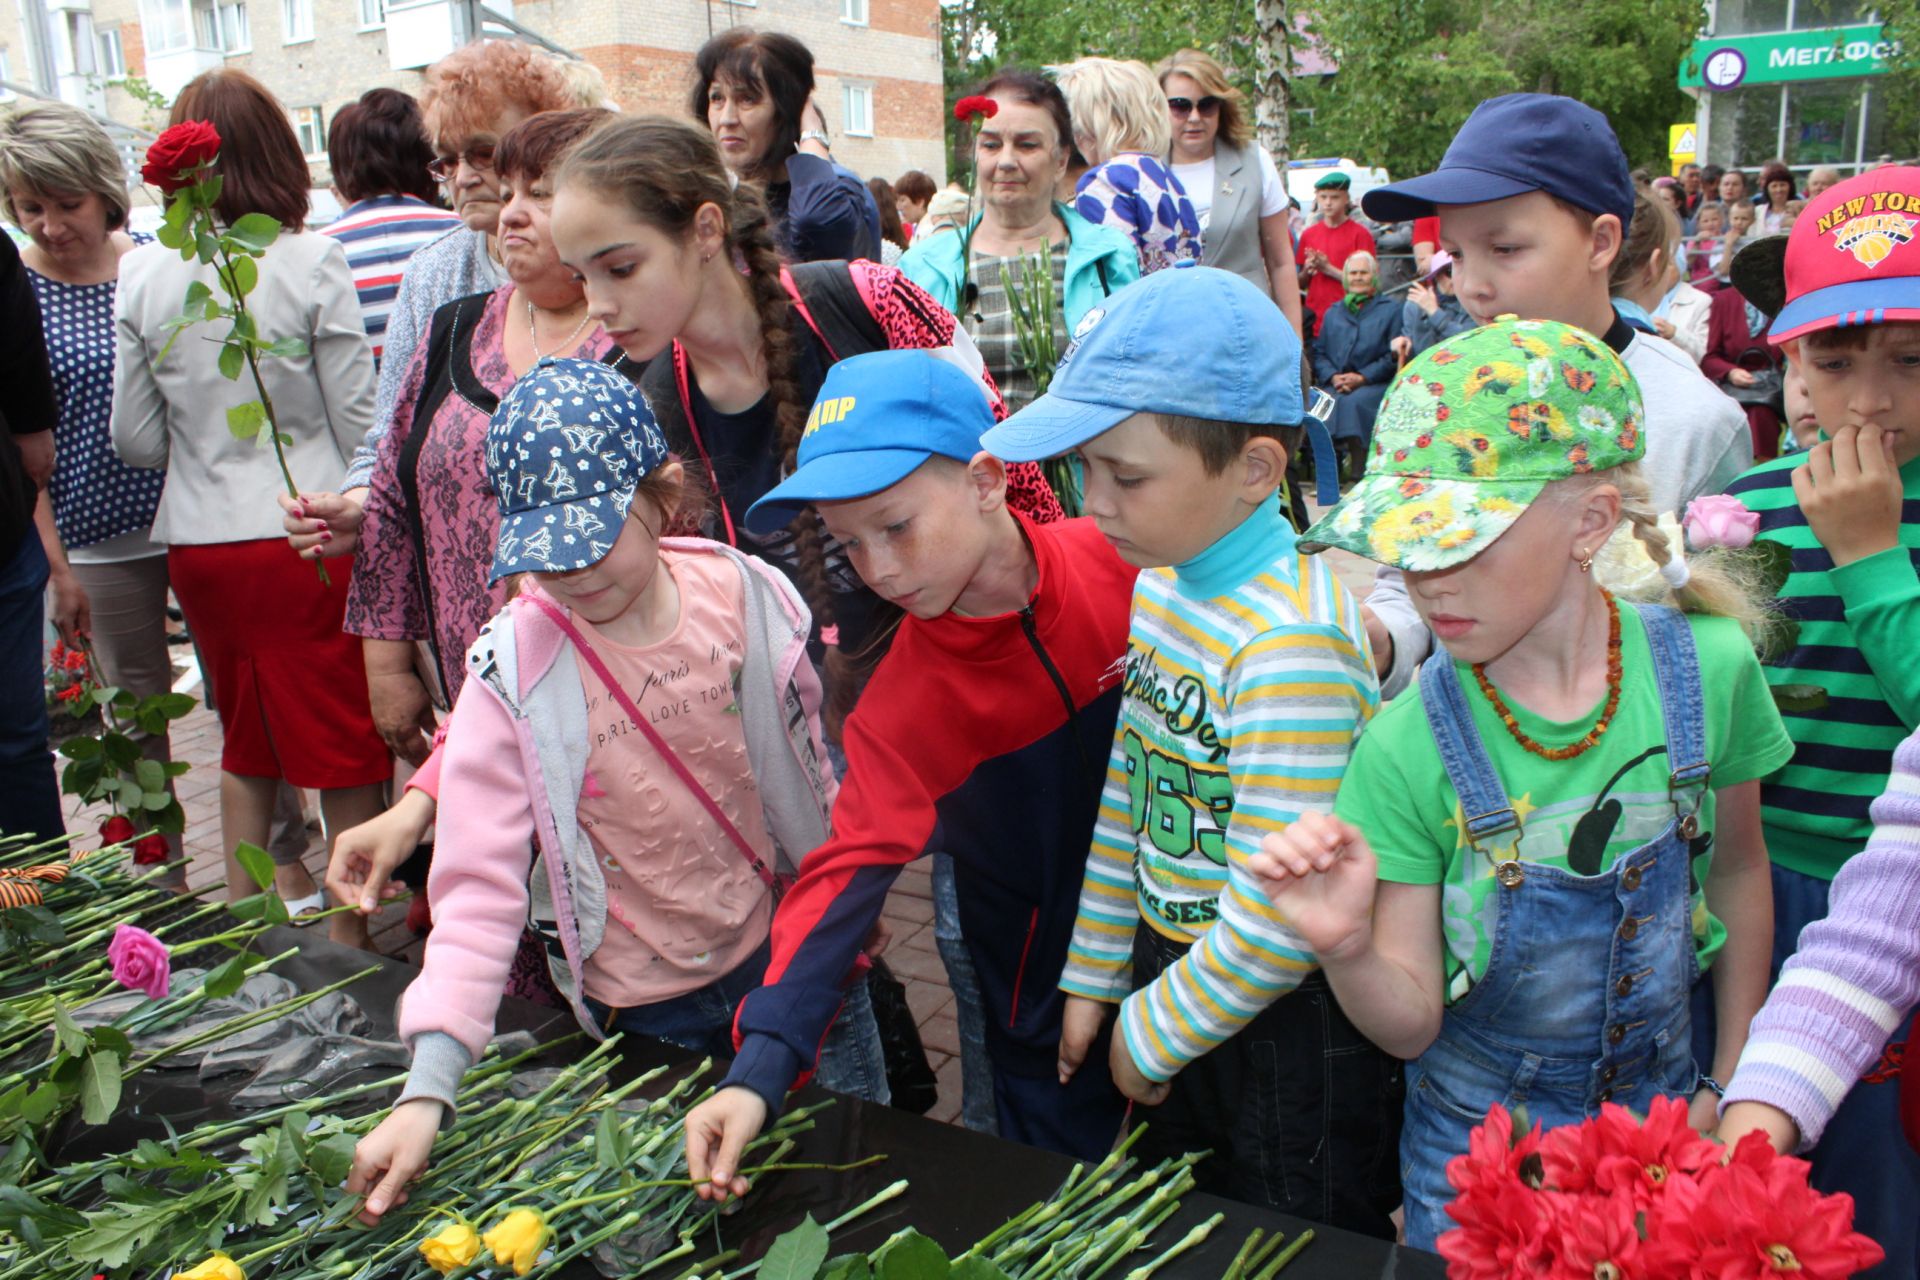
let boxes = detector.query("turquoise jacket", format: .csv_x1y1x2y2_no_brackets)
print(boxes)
898,204,1141,332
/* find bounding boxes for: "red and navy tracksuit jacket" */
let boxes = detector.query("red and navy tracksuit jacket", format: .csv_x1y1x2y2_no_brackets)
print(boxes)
727,514,1138,1157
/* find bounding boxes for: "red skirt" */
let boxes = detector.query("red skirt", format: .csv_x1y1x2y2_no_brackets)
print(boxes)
168,539,391,789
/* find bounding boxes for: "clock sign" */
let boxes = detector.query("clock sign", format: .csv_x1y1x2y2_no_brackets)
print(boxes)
1703,47,1748,90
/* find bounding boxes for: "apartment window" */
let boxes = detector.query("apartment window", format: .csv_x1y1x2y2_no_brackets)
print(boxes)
840,0,868,25
357,0,385,28
292,105,324,156
282,0,312,43
96,26,126,78
67,12,100,75
201,0,249,53
140,0,195,52
842,83,873,137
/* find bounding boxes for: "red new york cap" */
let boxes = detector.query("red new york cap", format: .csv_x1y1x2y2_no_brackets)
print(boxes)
1771,165,1920,344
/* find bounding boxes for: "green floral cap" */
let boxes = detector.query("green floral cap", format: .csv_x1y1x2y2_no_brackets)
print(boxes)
1301,317,1645,571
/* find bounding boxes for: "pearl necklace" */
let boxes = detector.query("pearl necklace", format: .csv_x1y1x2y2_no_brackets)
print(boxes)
526,298,592,360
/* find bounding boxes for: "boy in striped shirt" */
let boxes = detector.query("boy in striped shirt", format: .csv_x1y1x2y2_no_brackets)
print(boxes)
983,268,1402,1235
1722,165,1920,1271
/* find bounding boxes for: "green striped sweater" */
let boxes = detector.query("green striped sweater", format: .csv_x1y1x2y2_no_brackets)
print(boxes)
1723,452,1920,880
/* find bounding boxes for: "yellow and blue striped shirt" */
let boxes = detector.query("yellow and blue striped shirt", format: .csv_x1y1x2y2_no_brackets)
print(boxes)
1058,497,1378,1081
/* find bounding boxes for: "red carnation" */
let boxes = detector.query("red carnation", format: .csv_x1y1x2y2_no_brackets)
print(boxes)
99,814,137,846
1544,1097,1720,1212
142,120,222,195
954,95,999,124
132,833,170,866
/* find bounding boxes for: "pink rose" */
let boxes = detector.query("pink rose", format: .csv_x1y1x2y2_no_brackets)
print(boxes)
1682,494,1760,550
108,924,170,1001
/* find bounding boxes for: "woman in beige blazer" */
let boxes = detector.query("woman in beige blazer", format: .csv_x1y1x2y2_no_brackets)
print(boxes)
112,69,389,932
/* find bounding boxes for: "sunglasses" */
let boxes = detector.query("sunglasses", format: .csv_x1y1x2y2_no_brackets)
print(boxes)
426,143,498,182
1166,96,1223,118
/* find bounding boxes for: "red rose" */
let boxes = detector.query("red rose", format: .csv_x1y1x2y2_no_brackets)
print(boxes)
953,95,1000,124
132,833,170,866
99,814,137,846
142,120,222,195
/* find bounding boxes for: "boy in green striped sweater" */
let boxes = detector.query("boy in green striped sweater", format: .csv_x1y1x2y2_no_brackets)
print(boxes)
982,268,1402,1236
1722,165,1920,1271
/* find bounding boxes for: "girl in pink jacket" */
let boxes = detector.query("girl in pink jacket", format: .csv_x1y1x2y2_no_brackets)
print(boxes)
344,358,886,1221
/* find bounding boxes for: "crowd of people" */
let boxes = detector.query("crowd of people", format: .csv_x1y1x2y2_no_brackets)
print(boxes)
3,29,1919,1272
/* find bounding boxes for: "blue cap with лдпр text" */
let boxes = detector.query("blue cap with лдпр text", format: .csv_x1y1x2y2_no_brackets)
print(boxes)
744,348,998,535
980,265,1304,464
1359,92,1634,230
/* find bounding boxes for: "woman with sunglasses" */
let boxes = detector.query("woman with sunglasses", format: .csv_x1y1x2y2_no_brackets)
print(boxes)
1156,49,1303,334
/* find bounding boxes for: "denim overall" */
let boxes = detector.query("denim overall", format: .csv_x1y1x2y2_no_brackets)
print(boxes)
1400,604,1709,1250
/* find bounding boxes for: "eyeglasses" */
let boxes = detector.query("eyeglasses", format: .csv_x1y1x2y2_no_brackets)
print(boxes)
426,143,498,182
1166,96,1223,118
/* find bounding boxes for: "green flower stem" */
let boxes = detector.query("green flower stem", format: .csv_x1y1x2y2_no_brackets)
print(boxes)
122,959,375,1075
722,1178,910,1279
1251,1229,1313,1280
1118,1212,1221,1280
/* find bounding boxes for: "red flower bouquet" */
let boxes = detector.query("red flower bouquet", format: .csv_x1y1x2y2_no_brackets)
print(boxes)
954,94,999,124
1439,1100,1883,1279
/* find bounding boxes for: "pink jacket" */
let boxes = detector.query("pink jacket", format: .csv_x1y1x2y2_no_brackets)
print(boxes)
393,539,837,1108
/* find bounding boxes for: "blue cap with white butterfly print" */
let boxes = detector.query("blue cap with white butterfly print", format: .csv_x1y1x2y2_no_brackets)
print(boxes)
484,357,670,585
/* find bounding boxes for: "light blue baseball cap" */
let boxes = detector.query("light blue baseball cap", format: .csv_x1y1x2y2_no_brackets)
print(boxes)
980,265,1303,463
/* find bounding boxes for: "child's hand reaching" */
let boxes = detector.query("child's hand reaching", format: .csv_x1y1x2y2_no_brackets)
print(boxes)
346,1098,443,1224
1057,995,1111,1085
684,1086,770,1203
1248,812,1381,962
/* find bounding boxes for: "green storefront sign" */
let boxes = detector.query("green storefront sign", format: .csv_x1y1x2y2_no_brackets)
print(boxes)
1679,24,1899,90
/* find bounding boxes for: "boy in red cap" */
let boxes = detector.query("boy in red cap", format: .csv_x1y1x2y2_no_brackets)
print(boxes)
1722,166,1920,1276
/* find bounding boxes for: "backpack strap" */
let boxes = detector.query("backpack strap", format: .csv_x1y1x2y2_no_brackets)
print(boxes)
784,260,888,359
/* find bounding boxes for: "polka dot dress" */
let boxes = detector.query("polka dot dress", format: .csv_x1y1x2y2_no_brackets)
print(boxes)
30,236,166,550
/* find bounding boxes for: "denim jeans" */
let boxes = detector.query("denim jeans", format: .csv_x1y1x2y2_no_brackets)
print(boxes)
584,938,890,1104
931,851,998,1134
1773,862,1919,1280
2,535,62,845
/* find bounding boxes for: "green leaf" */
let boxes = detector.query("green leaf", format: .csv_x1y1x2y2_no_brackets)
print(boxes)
68,1198,179,1269
1773,684,1831,714
142,788,174,812
227,212,283,251
183,279,212,307
163,197,194,230
155,220,188,250
307,1131,358,1186
264,335,309,358
226,400,266,441
1750,538,1794,599
79,1050,122,1125
135,757,167,791
761,1215,831,1280
202,949,252,1000
229,254,258,298
0,906,65,948
60,755,105,799
192,173,223,209
593,1109,623,1169
164,759,195,776
821,1257,876,1280
948,1259,1013,1280
117,778,144,810
18,1082,60,1126
235,1127,298,1226
51,1001,90,1057
876,1232,950,1280
232,309,256,342
58,736,103,761
89,1026,134,1058
217,340,245,381
234,839,275,891
103,731,141,771
95,684,122,706
194,229,219,264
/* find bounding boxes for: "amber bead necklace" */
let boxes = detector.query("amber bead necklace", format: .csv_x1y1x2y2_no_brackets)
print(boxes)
1472,589,1623,762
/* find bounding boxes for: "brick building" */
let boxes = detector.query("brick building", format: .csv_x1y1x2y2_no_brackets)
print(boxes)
0,0,946,217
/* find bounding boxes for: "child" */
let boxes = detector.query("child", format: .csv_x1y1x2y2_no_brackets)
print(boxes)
682,348,1140,1196
1721,165,1920,1274
344,358,884,1221
988,267,1403,1235
1685,201,1727,285
1251,318,1789,1251
1356,93,1752,696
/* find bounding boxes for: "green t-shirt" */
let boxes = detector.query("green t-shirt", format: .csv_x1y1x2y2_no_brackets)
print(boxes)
1335,609,1792,1004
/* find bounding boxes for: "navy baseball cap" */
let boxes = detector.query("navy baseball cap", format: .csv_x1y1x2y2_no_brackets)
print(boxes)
981,265,1302,463
485,357,669,584
1360,93,1634,230
744,349,996,534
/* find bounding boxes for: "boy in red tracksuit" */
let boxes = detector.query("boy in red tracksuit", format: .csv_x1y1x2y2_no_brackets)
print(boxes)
684,348,1138,1193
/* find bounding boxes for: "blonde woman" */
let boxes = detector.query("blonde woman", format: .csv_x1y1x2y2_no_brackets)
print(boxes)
1156,49,1301,332
1050,57,1199,274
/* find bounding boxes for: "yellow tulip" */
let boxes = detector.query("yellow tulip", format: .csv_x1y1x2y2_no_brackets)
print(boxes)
172,1255,245,1280
418,1221,483,1275
481,1207,550,1277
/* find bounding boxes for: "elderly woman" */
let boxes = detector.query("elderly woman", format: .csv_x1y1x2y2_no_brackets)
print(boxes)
320,88,460,363
902,69,1138,428
694,28,880,264
1051,56,1199,275
111,70,388,919
1311,251,1402,476
0,103,178,867
1156,49,1301,332
284,41,576,561
346,109,620,771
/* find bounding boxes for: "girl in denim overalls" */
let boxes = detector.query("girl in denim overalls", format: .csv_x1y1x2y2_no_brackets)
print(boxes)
1253,319,1789,1251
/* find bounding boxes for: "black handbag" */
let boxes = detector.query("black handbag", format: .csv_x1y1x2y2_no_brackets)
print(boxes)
864,957,939,1114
